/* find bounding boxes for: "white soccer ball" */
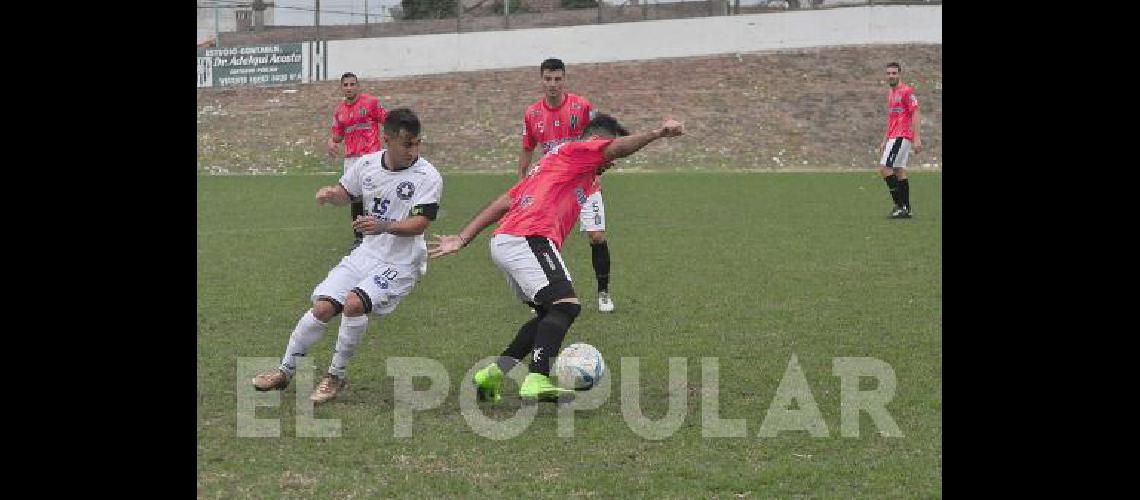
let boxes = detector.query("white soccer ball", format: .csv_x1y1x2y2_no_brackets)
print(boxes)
552,343,606,390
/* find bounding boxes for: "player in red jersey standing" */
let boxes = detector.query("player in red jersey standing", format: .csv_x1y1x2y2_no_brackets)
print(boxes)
431,115,684,402
877,62,923,219
518,58,616,313
327,72,388,246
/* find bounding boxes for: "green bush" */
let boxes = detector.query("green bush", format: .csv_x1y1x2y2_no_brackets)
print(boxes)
401,0,458,19
561,0,599,9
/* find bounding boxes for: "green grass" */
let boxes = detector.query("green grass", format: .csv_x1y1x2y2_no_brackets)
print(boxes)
197,171,942,498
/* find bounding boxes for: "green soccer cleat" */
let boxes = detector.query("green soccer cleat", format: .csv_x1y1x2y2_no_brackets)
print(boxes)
473,363,503,403
519,372,576,403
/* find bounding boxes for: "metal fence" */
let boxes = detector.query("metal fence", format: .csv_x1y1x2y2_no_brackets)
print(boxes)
201,1,940,47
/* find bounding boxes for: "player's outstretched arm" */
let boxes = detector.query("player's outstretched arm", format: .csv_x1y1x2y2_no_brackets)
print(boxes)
518,148,535,179
428,193,512,259
603,118,684,161
316,184,352,206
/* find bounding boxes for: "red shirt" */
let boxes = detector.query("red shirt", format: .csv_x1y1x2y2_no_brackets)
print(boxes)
494,139,612,249
885,83,919,141
522,93,601,194
331,93,387,158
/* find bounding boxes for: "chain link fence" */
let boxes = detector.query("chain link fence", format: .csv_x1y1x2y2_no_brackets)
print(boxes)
206,1,940,47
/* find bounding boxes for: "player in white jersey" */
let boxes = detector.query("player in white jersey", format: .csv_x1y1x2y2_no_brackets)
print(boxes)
252,108,444,404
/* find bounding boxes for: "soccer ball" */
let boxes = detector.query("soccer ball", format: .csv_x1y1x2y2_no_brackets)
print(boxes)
552,343,606,390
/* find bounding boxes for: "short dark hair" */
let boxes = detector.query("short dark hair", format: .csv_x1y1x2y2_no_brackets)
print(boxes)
340,72,358,83
383,108,421,137
581,113,629,139
886,62,901,71
540,58,565,74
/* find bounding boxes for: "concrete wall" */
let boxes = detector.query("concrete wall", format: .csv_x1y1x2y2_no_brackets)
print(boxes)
326,5,939,79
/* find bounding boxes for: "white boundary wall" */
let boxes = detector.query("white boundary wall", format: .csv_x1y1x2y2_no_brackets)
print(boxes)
326,5,940,79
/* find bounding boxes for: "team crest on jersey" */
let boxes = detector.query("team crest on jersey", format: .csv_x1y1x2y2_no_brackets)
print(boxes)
373,275,389,289
536,122,545,133
363,175,376,190
359,107,368,116
396,181,415,200
553,120,561,128
575,186,587,205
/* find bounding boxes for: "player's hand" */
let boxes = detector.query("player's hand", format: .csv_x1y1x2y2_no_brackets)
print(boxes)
326,139,339,159
913,140,923,155
658,119,684,137
428,234,466,259
316,186,338,205
596,161,615,176
353,215,390,235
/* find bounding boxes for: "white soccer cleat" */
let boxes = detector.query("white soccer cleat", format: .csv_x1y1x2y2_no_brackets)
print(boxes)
598,291,614,313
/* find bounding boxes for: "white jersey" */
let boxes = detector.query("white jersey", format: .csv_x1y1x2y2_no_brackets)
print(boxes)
339,150,443,269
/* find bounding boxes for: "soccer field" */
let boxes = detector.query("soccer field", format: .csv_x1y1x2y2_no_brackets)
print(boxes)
197,171,942,498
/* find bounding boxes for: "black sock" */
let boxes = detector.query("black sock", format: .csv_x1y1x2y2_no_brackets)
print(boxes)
883,175,901,207
498,304,546,373
591,241,611,292
898,178,911,210
351,200,365,240
528,302,580,376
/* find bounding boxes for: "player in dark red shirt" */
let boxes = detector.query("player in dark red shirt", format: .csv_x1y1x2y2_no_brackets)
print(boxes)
518,58,616,313
430,115,684,402
877,62,923,219
327,72,388,247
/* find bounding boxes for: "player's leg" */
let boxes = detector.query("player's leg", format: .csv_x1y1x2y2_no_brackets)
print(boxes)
311,261,418,404
497,301,546,374
472,274,542,402
253,256,360,391
521,294,581,402
893,139,913,217
511,236,580,400
879,138,905,216
346,157,365,248
476,234,579,402
351,201,365,247
581,191,613,312
307,291,363,404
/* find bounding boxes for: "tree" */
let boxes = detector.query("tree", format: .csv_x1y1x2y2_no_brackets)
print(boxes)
401,0,459,19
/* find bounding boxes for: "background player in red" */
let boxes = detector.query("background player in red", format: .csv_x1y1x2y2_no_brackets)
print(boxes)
432,114,684,402
518,58,616,313
327,72,388,246
877,62,922,219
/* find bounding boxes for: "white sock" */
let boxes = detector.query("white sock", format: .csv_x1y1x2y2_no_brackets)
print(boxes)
329,314,369,379
279,310,329,375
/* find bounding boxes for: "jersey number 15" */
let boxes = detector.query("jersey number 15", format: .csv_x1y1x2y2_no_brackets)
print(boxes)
372,198,390,216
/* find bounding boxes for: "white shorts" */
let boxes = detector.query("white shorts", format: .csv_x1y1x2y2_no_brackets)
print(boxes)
879,137,912,169
578,191,606,232
310,249,420,316
490,234,575,305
